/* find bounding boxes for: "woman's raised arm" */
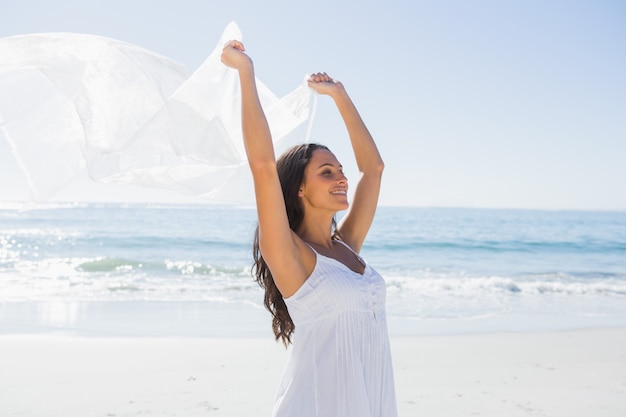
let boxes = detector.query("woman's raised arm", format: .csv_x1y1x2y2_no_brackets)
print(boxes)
221,41,310,297
308,73,384,253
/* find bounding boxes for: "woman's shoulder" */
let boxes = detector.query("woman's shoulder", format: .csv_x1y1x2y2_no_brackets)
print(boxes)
268,232,317,299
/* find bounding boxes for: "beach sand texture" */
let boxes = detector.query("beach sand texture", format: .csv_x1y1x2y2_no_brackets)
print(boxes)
1,328,625,417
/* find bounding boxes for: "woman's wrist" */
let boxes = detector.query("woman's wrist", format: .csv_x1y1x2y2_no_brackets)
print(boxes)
236,58,254,75
329,85,350,103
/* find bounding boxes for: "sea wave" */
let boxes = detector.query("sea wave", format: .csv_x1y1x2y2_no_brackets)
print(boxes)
369,239,626,254
0,255,256,302
2,255,625,304
384,272,626,297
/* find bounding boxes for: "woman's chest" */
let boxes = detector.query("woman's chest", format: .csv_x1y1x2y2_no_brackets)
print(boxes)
311,258,387,313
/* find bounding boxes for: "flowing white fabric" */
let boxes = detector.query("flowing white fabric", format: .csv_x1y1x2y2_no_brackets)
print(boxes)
0,22,315,203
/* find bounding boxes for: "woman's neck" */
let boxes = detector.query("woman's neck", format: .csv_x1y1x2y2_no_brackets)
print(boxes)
296,214,336,249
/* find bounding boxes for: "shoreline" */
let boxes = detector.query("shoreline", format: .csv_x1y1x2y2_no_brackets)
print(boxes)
2,327,625,416
4,299,626,339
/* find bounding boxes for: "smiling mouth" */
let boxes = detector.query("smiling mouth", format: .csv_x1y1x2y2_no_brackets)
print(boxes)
330,190,347,195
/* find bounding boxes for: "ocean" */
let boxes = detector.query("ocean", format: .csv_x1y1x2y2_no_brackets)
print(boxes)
1,203,625,337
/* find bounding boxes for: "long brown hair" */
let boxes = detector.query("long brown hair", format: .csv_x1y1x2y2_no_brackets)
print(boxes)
252,143,337,346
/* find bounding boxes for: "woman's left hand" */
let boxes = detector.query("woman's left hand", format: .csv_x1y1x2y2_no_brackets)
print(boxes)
307,72,344,96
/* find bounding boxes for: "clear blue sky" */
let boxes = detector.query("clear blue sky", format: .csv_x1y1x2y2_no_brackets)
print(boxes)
1,0,625,210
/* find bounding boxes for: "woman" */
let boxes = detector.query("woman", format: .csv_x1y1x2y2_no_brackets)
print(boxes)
222,40,398,417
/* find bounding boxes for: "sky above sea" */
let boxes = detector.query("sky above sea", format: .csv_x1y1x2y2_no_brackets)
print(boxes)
1,0,625,211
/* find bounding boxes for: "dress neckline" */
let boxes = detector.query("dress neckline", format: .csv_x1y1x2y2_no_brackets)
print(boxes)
316,252,368,276
308,240,367,276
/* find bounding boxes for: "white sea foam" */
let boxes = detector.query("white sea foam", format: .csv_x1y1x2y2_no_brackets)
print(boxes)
384,273,626,298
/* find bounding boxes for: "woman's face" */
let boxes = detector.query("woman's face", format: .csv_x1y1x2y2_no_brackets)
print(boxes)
299,149,349,212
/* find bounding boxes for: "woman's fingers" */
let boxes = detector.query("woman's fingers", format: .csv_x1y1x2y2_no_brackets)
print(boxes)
224,39,245,52
308,72,334,83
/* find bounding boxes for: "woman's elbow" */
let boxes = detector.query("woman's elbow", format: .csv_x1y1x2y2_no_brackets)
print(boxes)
248,159,277,177
372,159,385,176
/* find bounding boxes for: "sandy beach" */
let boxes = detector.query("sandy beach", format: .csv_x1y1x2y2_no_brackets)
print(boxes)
1,327,624,417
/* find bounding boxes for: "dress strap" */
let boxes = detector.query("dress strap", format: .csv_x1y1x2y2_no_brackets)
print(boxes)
303,241,317,254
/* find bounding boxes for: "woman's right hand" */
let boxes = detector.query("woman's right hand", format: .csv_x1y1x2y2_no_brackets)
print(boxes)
221,40,252,70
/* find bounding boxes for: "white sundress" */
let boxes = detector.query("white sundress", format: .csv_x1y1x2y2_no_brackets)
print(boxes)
272,241,398,417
